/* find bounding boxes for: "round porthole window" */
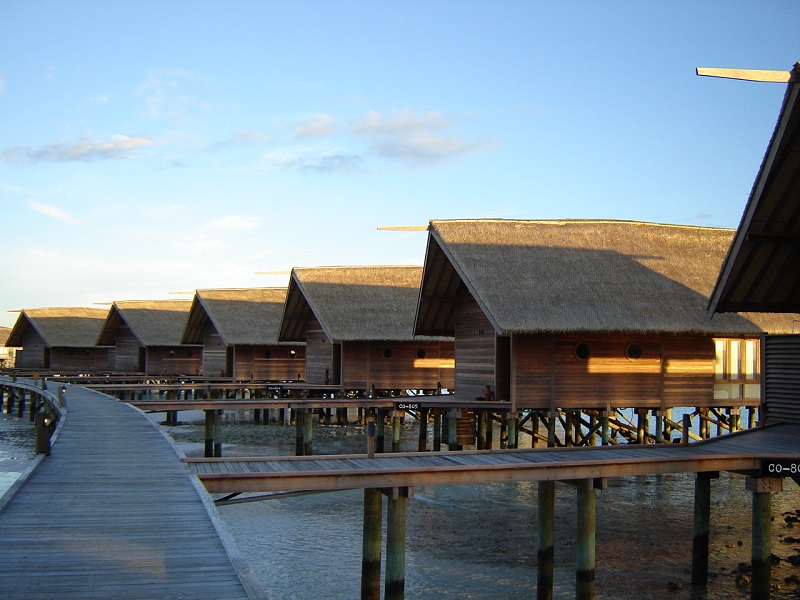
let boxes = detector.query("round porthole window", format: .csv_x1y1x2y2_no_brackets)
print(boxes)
574,343,591,360
288,350,297,358
382,348,393,359
416,348,427,359
625,342,643,361
264,350,272,359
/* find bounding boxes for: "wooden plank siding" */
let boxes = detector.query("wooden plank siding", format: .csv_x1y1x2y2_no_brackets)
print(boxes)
202,321,227,377
454,289,496,402
763,334,800,424
13,327,47,369
50,347,112,373
146,347,202,377
662,336,715,408
113,323,143,372
233,345,305,381
341,341,454,391
304,315,336,384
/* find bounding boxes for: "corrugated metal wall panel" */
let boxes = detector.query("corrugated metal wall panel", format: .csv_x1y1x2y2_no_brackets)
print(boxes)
764,334,800,425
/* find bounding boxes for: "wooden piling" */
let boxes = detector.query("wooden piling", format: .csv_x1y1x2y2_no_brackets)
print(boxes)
507,413,518,449
537,480,555,600
385,489,408,600
361,488,382,600
376,409,385,454
691,472,718,585
433,412,441,451
304,408,314,456
418,408,428,452
748,477,781,599
576,483,596,600
213,410,222,457
447,409,460,451
392,410,402,453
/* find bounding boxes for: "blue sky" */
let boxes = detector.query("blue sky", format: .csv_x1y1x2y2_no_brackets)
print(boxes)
1,1,798,328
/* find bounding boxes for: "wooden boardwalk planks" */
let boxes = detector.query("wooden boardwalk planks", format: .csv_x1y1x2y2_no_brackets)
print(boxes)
0,384,258,599
187,423,800,494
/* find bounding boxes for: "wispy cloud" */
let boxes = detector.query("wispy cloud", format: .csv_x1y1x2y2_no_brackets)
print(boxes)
352,109,495,164
0,76,5,95
1,134,157,163
293,114,337,138
280,108,495,171
27,200,79,224
135,68,211,124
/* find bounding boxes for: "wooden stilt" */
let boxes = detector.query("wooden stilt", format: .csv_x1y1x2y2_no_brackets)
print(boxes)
601,410,611,445
477,410,487,450
295,409,305,456
213,410,222,457
418,408,428,452
376,409,385,454
202,410,212,457
18,391,25,418
507,413,518,449
537,480,555,600
748,477,781,599
304,408,314,456
433,412,441,451
576,483,596,600
547,411,558,447
385,488,410,600
691,472,718,585
682,413,692,445
655,411,664,444
392,410,402,453
361,488,382,600
486,412,493,449
447,409,460,451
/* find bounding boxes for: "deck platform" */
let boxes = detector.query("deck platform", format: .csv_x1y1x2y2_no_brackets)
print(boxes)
0,382,262,599
187,422,800,494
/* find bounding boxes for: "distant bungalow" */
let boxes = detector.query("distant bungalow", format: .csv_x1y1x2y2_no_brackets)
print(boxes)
414,219,799,415
0,326,16,368
96,300,201,376
6,307,111,372
181,288,305,381
279,266,454,394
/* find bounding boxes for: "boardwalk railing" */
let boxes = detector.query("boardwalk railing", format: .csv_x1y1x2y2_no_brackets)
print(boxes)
0,377,67,512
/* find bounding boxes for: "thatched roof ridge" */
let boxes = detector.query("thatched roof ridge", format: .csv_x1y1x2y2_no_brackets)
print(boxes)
99,300,193,347
281,266,437,342
183,288,290,345
6,307,109,347
417,219,800,336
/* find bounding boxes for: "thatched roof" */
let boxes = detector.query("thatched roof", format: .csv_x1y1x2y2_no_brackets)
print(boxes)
97,300,194,347
0,327,11,348
710,63,800,314
6,307,109,348
415,219,800,336
279,266,436,342
182,288,292,345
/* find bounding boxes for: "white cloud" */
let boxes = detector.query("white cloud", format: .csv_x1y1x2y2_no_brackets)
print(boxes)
1,134,157,163
293,114,337,138
27,200,79,224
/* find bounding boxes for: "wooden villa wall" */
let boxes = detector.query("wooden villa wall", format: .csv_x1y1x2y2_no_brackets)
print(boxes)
146,347,202,377
305,315,336,384
454,289,497,402
14,328,47,369
113,324,143,372
340,341,454,391
50,347,112,373
201,321,227,377
510,333,721,411
233,345,305,381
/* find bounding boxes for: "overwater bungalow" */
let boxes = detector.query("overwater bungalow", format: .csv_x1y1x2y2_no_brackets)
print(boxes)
414,219,799,424
709,62,800,427
0,326,17,369
181,288,305,381
96,300,201,376
279,266,454,394
6,307,112,372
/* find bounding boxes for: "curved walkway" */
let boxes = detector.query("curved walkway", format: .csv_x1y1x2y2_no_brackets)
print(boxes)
0,382,263,599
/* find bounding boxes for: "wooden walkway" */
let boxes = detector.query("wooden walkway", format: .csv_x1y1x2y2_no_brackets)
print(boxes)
187,422,800,494
0,383,263,599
